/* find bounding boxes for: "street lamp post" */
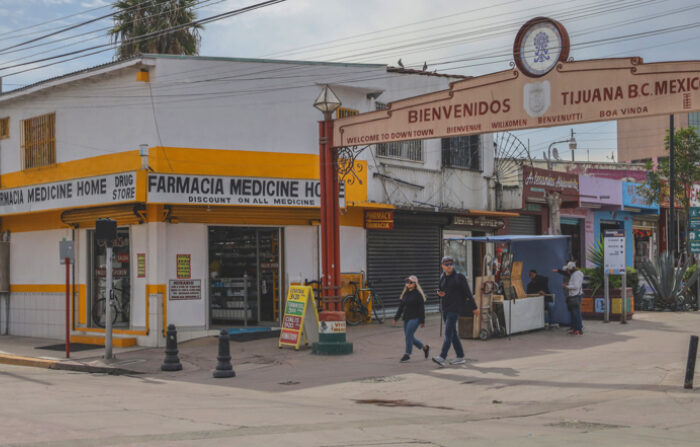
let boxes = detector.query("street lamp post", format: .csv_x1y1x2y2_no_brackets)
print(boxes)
312,85,353,356
546,129,577,169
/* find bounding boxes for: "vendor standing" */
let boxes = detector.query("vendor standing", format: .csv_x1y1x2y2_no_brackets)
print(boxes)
432,256,478,367
563,261,584,335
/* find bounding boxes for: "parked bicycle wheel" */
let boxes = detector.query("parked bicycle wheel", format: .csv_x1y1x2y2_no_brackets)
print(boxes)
370,292,385,323
92,298,117,328
343,295,364,325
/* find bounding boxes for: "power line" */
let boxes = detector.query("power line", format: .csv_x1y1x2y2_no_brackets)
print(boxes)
0,0,161,54
0,0,287,75
0,1,113,41
0,0,227,67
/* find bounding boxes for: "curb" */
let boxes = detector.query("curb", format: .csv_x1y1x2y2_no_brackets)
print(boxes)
0,354,141,375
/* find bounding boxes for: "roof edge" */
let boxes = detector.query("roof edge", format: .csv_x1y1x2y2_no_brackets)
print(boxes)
0,57,147,102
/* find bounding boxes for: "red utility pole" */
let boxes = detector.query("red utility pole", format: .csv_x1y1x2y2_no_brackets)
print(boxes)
312,86,352,355
319,118,341,311
65,257,70,358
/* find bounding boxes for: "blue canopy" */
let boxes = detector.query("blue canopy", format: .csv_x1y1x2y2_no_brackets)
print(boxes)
446,234,573,325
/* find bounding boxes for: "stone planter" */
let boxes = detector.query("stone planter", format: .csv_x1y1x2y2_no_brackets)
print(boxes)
581,287,634,320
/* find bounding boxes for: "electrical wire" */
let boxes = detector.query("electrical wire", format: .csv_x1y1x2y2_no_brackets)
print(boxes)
0,0,287,75
0,0,228,65
0,0,665,80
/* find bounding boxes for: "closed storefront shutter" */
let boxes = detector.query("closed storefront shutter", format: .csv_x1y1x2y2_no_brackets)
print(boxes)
366,213,446,311
509,215,538,235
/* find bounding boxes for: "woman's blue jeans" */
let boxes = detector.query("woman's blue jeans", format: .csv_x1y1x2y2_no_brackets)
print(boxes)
403,318,424,355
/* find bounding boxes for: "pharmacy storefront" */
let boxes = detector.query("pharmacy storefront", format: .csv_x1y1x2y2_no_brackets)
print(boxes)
0,150,377,346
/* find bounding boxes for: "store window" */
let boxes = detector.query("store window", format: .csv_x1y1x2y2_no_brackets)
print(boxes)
689,112,700,132
375,102,423,161
209,227,281,326
89,228,131,328
336,107,359,119
20,112,55,169
0,117,8,140
442,135,481,170
633,227,654,267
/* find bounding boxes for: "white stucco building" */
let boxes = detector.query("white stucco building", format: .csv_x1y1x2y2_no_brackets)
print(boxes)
0,55,501,346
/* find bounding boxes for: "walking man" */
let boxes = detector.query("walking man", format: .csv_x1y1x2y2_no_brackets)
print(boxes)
433,256,478,366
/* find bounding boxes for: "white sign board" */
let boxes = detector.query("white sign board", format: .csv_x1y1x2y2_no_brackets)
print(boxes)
604,230,626,274
691,184,700,208
0,172,137,215
147,174,345,208
169,279,202,300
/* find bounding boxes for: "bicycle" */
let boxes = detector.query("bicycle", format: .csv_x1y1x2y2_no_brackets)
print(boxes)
304,279,323,314
342,278,385,325
92,287,130,328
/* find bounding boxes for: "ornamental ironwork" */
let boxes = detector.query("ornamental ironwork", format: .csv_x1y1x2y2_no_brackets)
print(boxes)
336,145,369,185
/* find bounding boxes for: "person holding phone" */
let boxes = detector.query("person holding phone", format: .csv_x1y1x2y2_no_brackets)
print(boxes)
433,256,478,367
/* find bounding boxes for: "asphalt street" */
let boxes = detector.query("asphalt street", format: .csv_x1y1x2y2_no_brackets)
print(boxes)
1,312,700,446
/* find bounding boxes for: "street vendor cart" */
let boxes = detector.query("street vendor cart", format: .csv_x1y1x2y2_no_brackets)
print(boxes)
446,235,571,337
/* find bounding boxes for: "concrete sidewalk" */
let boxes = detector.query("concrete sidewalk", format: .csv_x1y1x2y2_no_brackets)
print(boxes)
2,311,699,391
3,311,700,445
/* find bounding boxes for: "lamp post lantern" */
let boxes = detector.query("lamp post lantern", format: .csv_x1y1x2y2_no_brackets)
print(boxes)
546,129,577,169
312,85,353,355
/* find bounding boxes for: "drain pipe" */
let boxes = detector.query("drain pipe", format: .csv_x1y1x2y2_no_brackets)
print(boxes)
0,135,8,335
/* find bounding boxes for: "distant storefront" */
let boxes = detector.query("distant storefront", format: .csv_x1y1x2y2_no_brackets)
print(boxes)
622,182,659,268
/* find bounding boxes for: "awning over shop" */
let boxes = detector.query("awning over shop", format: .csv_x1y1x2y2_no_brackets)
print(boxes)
61,204,147,228
463,209,520,218
447,235,569,243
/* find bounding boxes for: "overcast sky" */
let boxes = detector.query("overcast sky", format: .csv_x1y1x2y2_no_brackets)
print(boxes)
1,0,699,161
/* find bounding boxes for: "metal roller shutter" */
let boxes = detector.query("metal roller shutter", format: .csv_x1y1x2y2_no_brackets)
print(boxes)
509,215,538,235
366,213,445,311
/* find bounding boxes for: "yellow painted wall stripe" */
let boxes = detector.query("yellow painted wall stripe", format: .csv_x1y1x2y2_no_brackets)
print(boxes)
1,151,142,188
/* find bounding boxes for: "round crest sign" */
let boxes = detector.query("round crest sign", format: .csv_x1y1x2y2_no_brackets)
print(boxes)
513,17,570,78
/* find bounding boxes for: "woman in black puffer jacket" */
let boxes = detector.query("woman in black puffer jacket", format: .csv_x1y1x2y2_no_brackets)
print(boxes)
393,275,429,363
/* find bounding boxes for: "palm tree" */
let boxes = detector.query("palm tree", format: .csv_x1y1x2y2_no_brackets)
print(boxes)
110,0,202,60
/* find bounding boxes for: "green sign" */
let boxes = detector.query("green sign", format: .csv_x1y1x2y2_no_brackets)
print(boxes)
691,208,700,230
691,230,700,254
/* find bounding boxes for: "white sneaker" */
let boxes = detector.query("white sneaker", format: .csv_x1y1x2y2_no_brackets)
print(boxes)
431,356,446,367
449,357,466,365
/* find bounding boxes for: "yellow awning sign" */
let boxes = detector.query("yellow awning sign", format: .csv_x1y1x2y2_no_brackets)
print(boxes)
279,285,319,350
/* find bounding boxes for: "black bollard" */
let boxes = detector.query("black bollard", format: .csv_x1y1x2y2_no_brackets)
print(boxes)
213,329,236,378
161,324,183,371
684,335,698,389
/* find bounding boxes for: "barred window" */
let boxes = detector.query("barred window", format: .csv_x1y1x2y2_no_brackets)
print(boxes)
690,112,700,132
441,135,481,170
336,107,359,119
20,113,55,169
374,102,423,162
0,117,8,140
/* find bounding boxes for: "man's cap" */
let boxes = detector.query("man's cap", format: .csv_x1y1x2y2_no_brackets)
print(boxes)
563,261,576,271
441,256,454,264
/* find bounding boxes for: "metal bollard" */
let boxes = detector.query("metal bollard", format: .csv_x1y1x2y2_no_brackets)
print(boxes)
161,324,183,371
684,335,698,389
213,329,236,378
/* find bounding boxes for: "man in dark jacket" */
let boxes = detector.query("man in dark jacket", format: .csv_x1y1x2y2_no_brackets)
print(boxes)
432,255,478,366
526,270,550,295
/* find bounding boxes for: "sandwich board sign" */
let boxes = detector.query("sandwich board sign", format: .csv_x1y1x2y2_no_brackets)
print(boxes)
279,285,319,350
